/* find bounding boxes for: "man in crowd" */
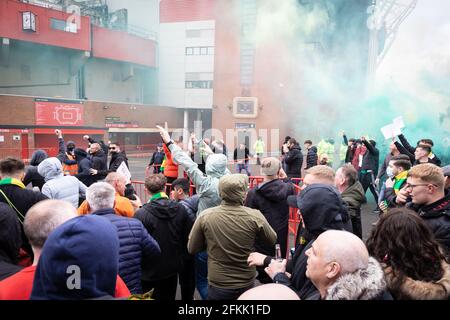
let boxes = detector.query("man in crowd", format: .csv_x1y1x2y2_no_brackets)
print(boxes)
30,215,126,300
171,178,199,300
38,157,87,208
134,174,193,300
0,157,48,256
55,129,78,176
188,174,277,300
245,157,294,283
397,164,450,253
396,134,441,166
265,230,390,300
304,140,318,170
379,154,411,210
234,143,252,176
360,137,380,212
0,203,22,281
253,136,265,166
0,200,77,299
335,164,366,239
86,182,161,294
156,124,230,299
78,172,137,217
87,142,108,184
283,138,303,179
148,143,165,174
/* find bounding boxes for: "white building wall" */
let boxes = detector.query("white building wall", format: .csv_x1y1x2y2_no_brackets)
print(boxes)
159,20,215,109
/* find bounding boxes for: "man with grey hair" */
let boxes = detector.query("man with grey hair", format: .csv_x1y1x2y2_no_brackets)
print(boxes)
265,230,391,300
86,182,161,294
0,200,77,299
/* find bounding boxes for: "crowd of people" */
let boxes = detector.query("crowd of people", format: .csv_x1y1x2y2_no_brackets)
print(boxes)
0,126,449,300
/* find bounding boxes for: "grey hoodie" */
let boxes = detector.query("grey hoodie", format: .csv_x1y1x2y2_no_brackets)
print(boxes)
38,157,87,208
168,144,230,216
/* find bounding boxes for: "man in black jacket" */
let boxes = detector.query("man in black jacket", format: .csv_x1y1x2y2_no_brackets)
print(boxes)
396,134,441,166
283,138,303,179
0,158,48,256
149,143,165,174
248,184,352,299
360,137,380,209
304,140,318,170
0,203,23,281
171,178,198,300
134,174,193,300
86,142,107,184
403,164,450,254
245,157,294,283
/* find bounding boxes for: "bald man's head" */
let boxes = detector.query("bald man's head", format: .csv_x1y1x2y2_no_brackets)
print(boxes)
318,230,369,273
24,200,77,249
238,284,300,300
305,230,369,296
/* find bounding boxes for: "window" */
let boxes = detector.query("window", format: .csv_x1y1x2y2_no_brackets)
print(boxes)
50,18,77,33
185,81,213,89
186,47,194,55
185,47,215,56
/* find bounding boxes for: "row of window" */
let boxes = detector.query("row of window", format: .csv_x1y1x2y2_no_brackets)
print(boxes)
185,47,215,56
185,81,213,89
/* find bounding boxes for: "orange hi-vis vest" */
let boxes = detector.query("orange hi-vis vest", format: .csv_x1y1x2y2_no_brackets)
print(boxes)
63,153,78,176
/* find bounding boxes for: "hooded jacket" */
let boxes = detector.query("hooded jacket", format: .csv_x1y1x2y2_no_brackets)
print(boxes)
0,203,23,281
188,174,277,289
407,192,450,253
305,146,318,170
23,150,48,190
38,157,87,208
74,148,95,187
92,208,161,294
274,184,353,299
382,261,450,300
245,179,295,258
168,143,230,216
324,257,391,300
284,144,303,178
31,215,120,300
341,181,367,218
135,197,193,281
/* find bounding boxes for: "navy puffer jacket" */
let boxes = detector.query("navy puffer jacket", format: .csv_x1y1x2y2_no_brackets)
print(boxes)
93,208,161,294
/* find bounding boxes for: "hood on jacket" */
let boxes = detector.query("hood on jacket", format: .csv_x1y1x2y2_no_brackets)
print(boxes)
205,154,228,178
290,144,302,152
147,199,183,220
326,257,387,300
288,184,350,237
30,215,119,300
37,157,64,182
219,174,248,205
383,261,450,300
341,181,367,207
0,203,22,264
74,148,88,160
309,146,318,153
256,179,293,202
30,150,49,167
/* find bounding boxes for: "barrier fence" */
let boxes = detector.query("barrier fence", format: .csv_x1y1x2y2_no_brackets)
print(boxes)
131,177,303,258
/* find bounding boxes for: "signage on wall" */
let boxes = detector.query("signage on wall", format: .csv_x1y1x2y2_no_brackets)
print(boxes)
235,123,256,129
35,98,84,126
105,122,140,128
12,135,21,141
